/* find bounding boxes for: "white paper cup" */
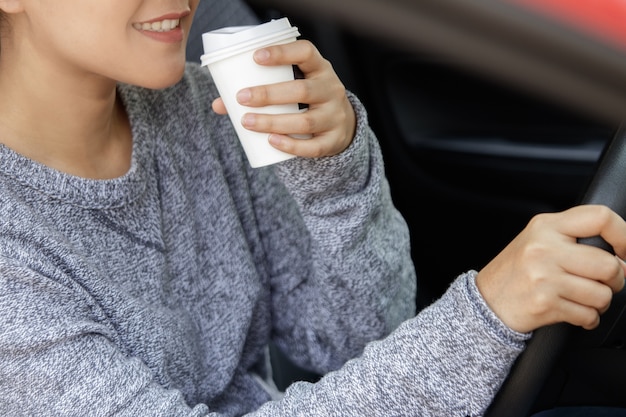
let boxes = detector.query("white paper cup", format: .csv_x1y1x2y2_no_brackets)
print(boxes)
201,18,307,168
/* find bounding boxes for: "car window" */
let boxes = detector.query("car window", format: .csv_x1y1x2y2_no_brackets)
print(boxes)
506,0,626,50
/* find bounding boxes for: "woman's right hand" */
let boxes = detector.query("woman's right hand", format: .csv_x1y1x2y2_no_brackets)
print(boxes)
476,204,626,334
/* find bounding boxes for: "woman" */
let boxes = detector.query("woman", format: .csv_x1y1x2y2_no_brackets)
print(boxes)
0,1,625,416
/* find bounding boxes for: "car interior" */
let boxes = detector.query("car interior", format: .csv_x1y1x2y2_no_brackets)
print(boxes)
188,0,626,415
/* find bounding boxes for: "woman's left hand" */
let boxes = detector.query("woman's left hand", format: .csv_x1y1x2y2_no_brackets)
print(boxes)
212,39,356,158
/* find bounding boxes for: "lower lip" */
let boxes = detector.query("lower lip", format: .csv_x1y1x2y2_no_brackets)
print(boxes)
137,27,184,43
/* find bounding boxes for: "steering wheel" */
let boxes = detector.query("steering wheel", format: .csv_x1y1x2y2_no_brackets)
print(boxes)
485,123,626,416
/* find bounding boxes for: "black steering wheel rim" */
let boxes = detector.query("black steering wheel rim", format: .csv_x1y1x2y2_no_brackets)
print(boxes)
485,122,626,417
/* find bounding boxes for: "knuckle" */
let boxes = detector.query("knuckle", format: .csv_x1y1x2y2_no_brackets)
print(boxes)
592,258,622,289
300,39,317,58
251,86,268,103
596,285,614,309
528,290,552,316
602,260,622,281
579,311,600,329
299,113,317,133
527,212,553,230
593,204,613,222
297,79,314,101
587,204,615,230
520,241,549,264
257,115,274,131
332,81,347,99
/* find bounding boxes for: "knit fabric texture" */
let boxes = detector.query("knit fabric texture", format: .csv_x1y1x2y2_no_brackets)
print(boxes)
0,63,528,416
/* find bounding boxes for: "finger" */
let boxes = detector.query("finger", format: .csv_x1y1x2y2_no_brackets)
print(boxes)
554,205,626,256
241,110,352,158
269,133,343,159
212,97,227,114
617,256,626,281
557,274,615,313
561,244,626,292
556,299,602,330
241,108,335,136
237,79,331,108
519,279,603,330
253,40,327,75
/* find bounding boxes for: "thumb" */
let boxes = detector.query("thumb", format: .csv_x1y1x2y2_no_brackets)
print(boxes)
211,97,227,115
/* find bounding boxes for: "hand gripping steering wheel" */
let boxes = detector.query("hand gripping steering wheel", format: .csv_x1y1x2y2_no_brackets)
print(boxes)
485,123,626,416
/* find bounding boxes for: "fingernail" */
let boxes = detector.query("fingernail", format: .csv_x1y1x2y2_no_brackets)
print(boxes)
241,114,255,128
268,134,282,146
237,89,252,104
254,48,270,63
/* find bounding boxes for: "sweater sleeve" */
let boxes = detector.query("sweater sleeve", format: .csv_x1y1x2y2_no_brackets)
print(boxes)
252,271,529,417
1,263,526,417
247,91,418,373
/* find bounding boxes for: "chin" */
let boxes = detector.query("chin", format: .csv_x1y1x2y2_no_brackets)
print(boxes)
136,63,187,90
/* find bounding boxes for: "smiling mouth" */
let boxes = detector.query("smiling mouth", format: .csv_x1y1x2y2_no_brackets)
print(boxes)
133,19,181,32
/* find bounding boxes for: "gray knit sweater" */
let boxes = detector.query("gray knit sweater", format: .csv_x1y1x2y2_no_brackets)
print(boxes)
0,63,529,416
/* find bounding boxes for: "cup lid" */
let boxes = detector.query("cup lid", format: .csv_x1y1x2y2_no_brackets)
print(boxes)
201,17,295,54
200,18,300,65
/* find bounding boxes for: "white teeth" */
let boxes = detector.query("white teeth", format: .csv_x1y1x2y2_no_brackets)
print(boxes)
133,19,180,32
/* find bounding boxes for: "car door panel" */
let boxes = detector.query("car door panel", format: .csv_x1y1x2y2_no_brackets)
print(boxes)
244,0,626,411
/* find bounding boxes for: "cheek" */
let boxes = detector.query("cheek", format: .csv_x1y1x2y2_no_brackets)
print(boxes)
88,26,187,87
